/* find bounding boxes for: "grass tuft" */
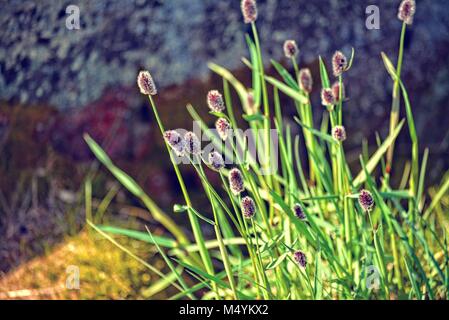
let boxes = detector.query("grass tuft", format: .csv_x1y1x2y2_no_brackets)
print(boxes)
83,2,449,300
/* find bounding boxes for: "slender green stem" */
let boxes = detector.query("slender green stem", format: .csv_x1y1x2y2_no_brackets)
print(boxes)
251,220,272,296
291,58,300,80
387,22,407,170
147,96,215,278
338,75,343,125
195,158,237,299
219,172,262,298
251,22,272,186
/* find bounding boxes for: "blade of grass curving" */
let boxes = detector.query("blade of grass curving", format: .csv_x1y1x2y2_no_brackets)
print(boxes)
412,226,445,283
187,207,216,226
245,34,261,108
174,258,230,290
86,220,184,293
265,76,308,104
97,225,177,248
424,173,449,219
270,190,348,279
417,148,429,210
169,279,211,300
346,47,356,71
84,134,189,244
353,119,405,188
94,183,119,222
319,56,330,89
271,59,300,91
174,257,253,299
314,249,323,300
141,267,182,299
295,117,337,145
404,257,421,299
145,226,194,300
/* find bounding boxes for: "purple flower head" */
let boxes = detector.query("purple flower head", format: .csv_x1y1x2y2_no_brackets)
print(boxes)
332,51,348,77
241,196,256,219
299,68,313,94
293,250,307,268
241,0,257,24
137,71,157,95
293,203,306,220
163,130,185,156
283,40,298,59
207,90,225,113
184,131,201,155
208,151,225,171
246,91,258,115
332,81,345,102
358,189,375,212
332,125,347,142
215,118,231,141
398,0,416,25
229,168,245,195
321,88,336,107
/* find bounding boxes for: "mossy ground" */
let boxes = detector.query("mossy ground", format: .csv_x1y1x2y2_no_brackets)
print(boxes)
0,230,174,300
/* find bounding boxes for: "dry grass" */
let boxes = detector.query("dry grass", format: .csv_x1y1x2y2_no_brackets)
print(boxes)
0,230,171,300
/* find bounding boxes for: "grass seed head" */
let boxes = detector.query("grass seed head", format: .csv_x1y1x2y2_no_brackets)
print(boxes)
137,70,157,95
246,91,258,115
163,130,185,156
332,51,348,77
283,40,298,59
215,118,231,141
229,168,245,195
184,131,201,155
208,151,225,171
293,203,306,220
207,90,225,113
358,189,375,212
332,125,347,142
241,0,258,24
241,196,256,219
293,250,307,268
398,0,416,25
332,81,345,102
321,88,336,107
299,68,313,93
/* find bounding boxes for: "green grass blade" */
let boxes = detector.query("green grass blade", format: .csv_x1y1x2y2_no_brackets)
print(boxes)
97,225,177,248
265,75,308,104
424,173,449,219
353,119,405,188
271,59,300,91
319,56,330,89
246,34,261,108
84,134,189,243
144,226,195,300
294,117,337,145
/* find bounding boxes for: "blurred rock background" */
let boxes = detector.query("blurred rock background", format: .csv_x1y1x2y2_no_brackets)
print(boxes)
1,0,448,156
1,0,449,292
